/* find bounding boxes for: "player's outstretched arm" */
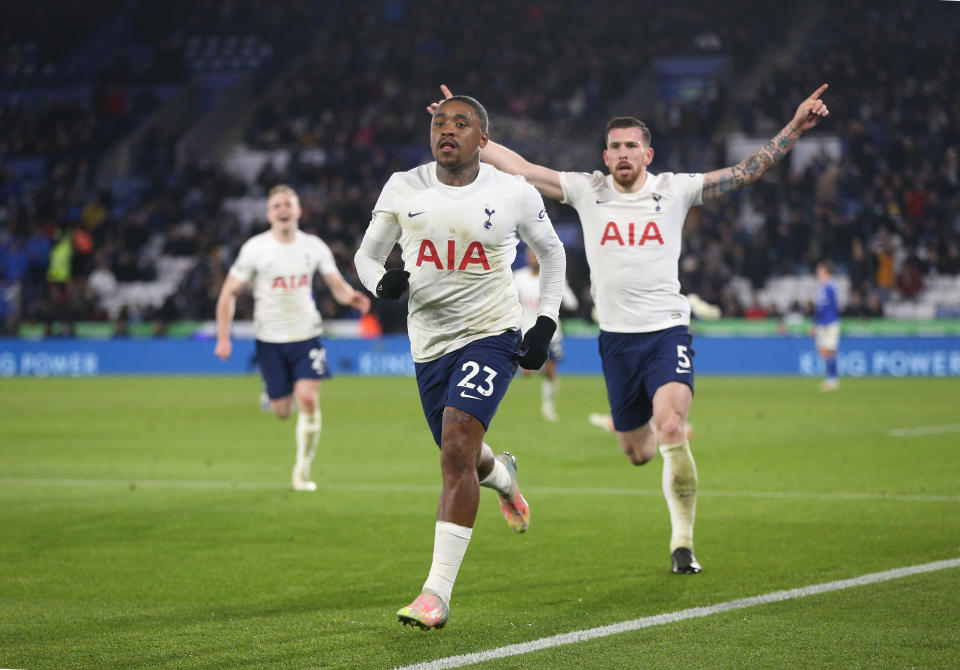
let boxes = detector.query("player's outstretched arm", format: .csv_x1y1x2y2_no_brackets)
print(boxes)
702,84,830,202
427,85,564,202
214,273,245,360
323,270,371,314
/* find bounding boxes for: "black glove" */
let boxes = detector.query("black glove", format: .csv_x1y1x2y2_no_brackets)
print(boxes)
376,269,410,300
517,316,557,370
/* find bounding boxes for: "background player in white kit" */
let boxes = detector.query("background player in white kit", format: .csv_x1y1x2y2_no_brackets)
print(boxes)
355,96,565,630
513,246,579,421
215,185,370,491
429,83,830,574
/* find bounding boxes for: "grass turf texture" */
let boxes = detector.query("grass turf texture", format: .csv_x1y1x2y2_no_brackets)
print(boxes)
1,375,958,669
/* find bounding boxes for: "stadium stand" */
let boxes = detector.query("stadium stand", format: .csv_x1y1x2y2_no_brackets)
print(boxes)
1,0,957,337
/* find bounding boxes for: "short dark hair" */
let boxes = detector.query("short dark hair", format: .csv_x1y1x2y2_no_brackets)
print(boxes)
436,95,489,133
605,117,651,147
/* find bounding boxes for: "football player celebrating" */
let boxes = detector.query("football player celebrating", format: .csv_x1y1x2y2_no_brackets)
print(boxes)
355,95,565,629
215,185,370,491
429,83,830,575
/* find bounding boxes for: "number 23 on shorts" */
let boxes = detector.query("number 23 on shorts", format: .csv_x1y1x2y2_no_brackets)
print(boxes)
457,361,497,399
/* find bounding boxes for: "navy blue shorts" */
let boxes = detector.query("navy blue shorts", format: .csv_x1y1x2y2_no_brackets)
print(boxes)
548,336,565,362
414,330,522,446
256,336,331,400
598,326,694,432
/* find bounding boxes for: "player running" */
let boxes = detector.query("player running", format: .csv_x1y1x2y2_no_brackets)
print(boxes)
514,246,579,421
429,82,830,574
215,185,370,491
355,95,565,630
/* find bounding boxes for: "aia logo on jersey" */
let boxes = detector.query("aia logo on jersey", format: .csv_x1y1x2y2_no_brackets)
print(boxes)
600,221,664,246
271,274,310,290
416,239,490,271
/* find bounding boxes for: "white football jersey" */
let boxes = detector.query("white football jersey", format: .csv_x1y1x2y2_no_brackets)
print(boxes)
357,162,565,362
513,265,578,341
229,229,337,343
559,170,703,332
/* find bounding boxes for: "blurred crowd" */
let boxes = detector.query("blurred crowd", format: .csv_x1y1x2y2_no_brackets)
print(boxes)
1,0,958,335
683,0,960,318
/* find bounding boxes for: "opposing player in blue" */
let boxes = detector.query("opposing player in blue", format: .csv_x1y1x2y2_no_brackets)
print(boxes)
355,95,565,629
813,260,840,391
215,185,370,491
429,83,830,574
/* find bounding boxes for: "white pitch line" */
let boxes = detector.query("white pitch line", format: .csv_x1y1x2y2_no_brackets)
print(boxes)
887,423,960,437
390,558,960,670
0,477,289,490
1,478,957,503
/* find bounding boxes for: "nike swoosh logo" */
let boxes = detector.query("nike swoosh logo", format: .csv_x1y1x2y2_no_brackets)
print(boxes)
538,209,546,219
460,391,481,400
408,211,425,218
675,368,691,374
596,199,608,204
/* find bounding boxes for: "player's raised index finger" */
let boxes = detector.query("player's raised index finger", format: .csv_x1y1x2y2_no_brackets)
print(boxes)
440,84,453,99
806,83,829,101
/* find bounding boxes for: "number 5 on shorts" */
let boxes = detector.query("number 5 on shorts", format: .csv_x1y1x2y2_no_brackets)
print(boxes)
675,345,692,374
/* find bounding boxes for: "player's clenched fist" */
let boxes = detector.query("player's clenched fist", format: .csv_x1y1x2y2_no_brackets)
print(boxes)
376,269,410,300
517,316,556,370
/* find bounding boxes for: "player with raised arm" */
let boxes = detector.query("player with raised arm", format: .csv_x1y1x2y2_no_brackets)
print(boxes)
514,246,579,421
215,185,371,491
429,83,830,574
355,95,565,630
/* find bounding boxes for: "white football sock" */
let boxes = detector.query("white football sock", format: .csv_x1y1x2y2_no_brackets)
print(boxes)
541,378,555,409
659,440,698,552
478,445,513,495
295,409,322,470
422,521,473,604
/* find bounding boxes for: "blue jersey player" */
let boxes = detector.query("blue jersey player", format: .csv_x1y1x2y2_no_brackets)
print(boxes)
814,260,840,391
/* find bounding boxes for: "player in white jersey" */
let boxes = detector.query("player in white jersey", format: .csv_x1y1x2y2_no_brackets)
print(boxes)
355,96,565,630
429,83,830,574
514,246,579,421
215,185,370,491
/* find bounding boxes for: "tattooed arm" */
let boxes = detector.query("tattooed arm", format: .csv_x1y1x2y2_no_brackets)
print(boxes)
702,84,830,202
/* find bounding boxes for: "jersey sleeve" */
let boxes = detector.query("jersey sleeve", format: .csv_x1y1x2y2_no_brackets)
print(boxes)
228,239,256,284
676,172,705,208
516,181,565,323
558,171,591,207
354,175,403,294
314,237,338,276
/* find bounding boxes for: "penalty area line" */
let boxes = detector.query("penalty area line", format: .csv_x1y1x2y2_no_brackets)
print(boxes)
390,558,960,670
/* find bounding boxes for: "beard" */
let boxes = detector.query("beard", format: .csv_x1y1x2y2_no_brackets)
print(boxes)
611,165,641,188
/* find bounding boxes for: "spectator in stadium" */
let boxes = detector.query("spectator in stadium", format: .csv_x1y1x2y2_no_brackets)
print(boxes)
813,260,841,392
514,246,579,422
214,184,370,492
430,82,830,575
354,95,565,631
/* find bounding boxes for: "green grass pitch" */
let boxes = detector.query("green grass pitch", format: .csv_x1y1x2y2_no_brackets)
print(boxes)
1,375,958,669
